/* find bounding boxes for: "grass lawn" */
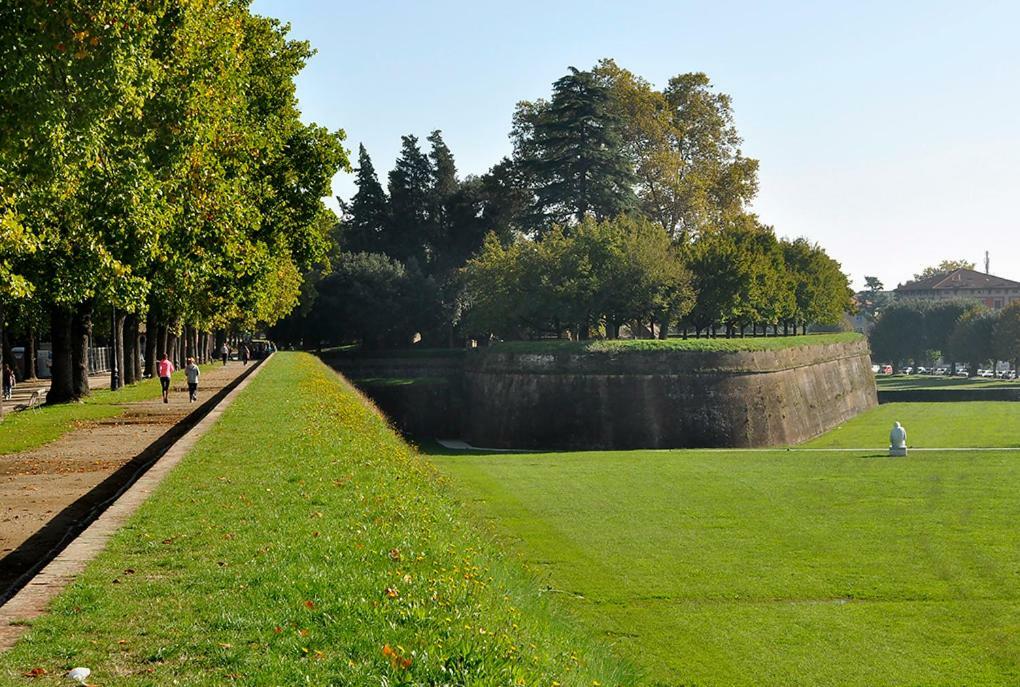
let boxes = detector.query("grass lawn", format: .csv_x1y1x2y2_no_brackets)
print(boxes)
0,353,629,686
802,401,1020,448
0,366,217,457
426,401,1020,685
487,332,861,354
877,375,1020,391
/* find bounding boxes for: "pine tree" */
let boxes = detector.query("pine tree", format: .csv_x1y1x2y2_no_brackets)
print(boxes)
427,130,458,256
387,135,435,267
344,144,389,254
515,67,636,227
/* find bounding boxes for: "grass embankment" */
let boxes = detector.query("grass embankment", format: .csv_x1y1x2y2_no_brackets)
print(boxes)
803,401,1020,448
489,331,862,354
0,353,631,686
0,367,213,457
877,375,1020,391
428,433,1020,685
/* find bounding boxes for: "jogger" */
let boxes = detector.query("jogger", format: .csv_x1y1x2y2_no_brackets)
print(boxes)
157,354,175,404
185,357,200,402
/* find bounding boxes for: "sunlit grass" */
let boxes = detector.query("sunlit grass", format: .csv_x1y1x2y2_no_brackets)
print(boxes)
0,353,631,686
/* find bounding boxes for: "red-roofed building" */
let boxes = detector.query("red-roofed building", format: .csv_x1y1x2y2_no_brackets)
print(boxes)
895,268,1020,310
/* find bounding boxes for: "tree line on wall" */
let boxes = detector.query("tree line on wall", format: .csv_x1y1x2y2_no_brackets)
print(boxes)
273,60,853,349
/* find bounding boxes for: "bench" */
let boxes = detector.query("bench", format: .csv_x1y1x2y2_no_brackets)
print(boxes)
14,389,42,412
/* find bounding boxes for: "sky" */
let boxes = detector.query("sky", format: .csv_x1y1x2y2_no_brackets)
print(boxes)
250,0,1020,291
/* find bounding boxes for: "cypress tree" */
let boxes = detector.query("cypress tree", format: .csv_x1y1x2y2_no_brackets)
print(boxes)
387,135,434,267
344,144,390,254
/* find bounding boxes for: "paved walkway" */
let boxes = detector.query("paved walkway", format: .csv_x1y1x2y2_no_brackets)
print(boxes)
1,371,109,413
0,361,254,597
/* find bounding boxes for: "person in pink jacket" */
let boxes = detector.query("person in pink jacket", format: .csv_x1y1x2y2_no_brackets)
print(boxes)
157,354,175,404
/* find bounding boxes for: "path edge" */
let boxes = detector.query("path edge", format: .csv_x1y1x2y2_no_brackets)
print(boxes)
0,355,274,651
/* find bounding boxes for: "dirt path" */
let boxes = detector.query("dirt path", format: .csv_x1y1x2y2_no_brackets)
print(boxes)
0,361,254,596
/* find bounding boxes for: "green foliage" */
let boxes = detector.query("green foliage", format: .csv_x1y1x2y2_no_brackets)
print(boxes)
462,216,693,339
514,66,637,226
593,60,758,243
946,308,997,373
993,301,1020,366
912,259,976,282
300,252,440,349
869,301,929,367
0,354,633,684
342,144,390,255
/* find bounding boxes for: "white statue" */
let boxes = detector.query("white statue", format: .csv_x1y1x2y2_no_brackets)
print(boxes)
889,421,907,456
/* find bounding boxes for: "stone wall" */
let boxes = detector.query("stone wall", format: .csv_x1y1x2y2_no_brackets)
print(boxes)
325,339,878,449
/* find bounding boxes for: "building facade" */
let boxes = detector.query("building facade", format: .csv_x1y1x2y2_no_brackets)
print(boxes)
895,268,1020,310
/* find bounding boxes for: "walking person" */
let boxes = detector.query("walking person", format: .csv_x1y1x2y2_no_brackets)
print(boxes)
220,342,229,366
157,353,175,404
241,344,249,366
2,363,14,401
185,357,200,403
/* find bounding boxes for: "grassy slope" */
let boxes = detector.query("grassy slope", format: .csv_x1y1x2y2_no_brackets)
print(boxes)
802,401,1020,448
0,353,631,686
427,413,1020,685
488,332,861,354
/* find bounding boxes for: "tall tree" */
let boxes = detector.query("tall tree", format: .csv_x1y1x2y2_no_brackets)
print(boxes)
513,66,636,227
387,135,435,267
343,144,389,254
993,302,1020,374
594,60,758,243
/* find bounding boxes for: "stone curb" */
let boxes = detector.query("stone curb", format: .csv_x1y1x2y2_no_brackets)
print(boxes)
0,355,274,651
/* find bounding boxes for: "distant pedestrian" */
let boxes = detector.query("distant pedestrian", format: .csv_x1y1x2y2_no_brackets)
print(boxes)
241,344,249,366
157,353,175,404
220,343,229,366
185,357,200,402
2,363,14,400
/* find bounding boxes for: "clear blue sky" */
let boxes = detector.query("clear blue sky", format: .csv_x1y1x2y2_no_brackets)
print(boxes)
251,0,1020,290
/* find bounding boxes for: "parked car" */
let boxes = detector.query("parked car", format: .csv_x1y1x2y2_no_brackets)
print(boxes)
979,369,995,378
915,366,928,375
871,364,881,374
880,364,893,375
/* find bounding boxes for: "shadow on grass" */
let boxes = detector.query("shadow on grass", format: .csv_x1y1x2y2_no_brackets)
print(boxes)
0,360,264,605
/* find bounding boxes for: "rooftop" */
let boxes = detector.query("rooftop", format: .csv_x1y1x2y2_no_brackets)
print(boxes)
897,268,1020,292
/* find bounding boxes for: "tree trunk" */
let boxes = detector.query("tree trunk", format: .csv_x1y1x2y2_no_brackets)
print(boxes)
123,314,139,385
114,312,126,389
71,304,93,398
24,327,38,380
167,329,178,369
47,306,75,404
144,311,157,378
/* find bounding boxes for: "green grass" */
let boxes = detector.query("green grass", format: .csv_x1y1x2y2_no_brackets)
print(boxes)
488,332,862,354
427,440,1020,686
877,374,1020,391
0,353,631,686
0,372,203,457
802,401,1020,448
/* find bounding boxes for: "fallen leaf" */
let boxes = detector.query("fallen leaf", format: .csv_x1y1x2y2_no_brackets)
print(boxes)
22,667,47,677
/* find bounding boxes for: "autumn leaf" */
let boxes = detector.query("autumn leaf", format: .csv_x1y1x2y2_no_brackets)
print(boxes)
388,548,401,562
385,587,399,599
22,667,47,677
303,600,315,609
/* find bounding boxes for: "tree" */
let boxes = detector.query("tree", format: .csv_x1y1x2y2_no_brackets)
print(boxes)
869,302,928,371
513,66,636,227
912,260,976,281
993,302,1020,374
687,216,792,336
306,252,439,349
593,60,758,244
387,135,435,266
342,145,390,254
922,300,973,361
946,308,996,376
462,216,692,341
781,238,852,335
858,276,892,324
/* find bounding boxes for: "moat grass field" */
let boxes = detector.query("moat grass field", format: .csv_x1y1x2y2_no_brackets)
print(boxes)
803,401,1020,449
0,354,629,686
428,407,1020,686
490,331,861,354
